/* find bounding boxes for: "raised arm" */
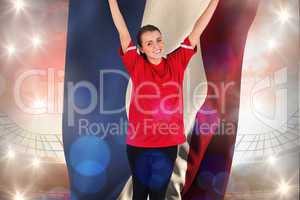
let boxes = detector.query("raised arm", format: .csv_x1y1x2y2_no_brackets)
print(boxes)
188,0,219,48
108,0,132,53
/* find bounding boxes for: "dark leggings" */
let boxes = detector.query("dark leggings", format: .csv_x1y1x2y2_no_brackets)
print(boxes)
126,145,178,200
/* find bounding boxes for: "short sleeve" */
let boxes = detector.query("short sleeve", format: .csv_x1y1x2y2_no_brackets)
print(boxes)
168,36,197,72
118,40,141,76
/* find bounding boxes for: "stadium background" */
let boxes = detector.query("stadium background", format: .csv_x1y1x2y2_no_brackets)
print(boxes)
0,0,299,199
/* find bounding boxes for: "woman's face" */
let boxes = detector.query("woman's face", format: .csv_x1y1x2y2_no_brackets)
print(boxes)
140,30,164,61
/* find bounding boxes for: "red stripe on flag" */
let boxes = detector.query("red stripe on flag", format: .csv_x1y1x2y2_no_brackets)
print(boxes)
182,0,260,199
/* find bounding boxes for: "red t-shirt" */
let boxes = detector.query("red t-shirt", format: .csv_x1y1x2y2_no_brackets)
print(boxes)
118,36,197,147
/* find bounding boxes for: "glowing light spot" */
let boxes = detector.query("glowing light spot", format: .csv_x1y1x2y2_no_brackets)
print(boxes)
32,157,41,168
31,35,42,48
277,181,290,196
33,99,46,108
73,171,107,194
14,192,25,200
267,39,277,50
7,149,15,159
12,0,26,13
5,44,16,56
69,136,111,176
213,172,230,195
267,155,277,165
278,9,291,24
197,171,214,190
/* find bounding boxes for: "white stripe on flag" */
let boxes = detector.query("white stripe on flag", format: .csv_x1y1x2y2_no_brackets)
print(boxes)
180,44,194,50
126,46,137,52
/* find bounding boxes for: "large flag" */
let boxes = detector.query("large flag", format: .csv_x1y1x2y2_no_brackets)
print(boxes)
62,0,260,199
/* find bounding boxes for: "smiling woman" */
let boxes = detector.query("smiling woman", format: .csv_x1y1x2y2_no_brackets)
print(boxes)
136,25,164,64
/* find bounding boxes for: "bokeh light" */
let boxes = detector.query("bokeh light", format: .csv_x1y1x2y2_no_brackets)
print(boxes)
6,148,15,160
277,8,291,24
31,35,42,48
11,0,26,14
277,181,290,196
69,136,111,176
267,39,277,50
267,155,277,165
5,44,16,56
32,157,41,168
14,191,26,200
32,99,46,109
